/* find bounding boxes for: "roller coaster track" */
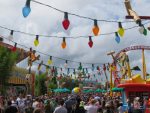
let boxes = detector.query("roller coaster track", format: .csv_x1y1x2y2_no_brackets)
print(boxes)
115,45,150,59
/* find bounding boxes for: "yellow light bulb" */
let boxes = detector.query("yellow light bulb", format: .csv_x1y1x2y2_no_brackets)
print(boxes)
118,28,125,37
48,59,53,65
34,35,39,47
34,39,39,46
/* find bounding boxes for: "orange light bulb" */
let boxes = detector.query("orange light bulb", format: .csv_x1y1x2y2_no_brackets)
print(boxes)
61,37,66,49
92,19,100,36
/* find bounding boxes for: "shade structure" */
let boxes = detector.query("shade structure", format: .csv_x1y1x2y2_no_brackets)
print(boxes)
53,88,64,93
95,88,103,93
112,87,123,92
63,88,70,92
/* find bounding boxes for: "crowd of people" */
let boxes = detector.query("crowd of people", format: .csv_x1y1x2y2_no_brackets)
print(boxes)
0,92,149,113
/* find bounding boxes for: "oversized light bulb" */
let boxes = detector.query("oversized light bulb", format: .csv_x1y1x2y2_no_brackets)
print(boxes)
22,0,31,17
61,37,66,49
64,60,68,68
139,26,147,36
8,30,14,41
88,36,93,48
143,27,147,36
48,56,53,65
34,35,39,47
62,12,70,30
11,43,17,52
118,22,125,37
78,62,82,70
92,19,100,36
115,32,121,43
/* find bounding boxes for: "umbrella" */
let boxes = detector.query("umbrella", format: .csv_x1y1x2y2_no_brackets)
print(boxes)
112,87,123,92
63,88,70,92
95,88,103,93
53,88,64,93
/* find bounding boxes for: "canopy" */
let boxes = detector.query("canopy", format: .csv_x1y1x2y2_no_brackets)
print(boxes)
112,87,123,92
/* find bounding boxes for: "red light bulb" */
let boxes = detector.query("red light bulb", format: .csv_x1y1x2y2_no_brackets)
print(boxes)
11,43,17,52
62,12,70,30
88,36,93,48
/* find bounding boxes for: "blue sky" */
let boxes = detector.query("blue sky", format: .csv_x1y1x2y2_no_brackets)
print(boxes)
0,0,150,82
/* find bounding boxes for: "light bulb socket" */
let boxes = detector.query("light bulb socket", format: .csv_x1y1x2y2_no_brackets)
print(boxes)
115,32,119,37
26,0,31,7
36,35,39,40
50,56,52,60
10,30,14,35
92,64,94,67
118,22,122,28
89,36,92,41
63,37,66,42
14,43,17,47
94,19,98,26
65,60,68,64
0,37,3,42
30,48,32,52
64,12,68,19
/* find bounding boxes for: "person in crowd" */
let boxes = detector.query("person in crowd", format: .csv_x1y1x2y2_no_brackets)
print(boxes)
0,96,5,113
33,108,43,113
117,102,124,113
84,99,98,113
53,99,67,113
5,101,18,113
74,99,85,113
17,93,25,113
32,98,39,109
65,96,77,113
44,99,52,113
133,97,141,113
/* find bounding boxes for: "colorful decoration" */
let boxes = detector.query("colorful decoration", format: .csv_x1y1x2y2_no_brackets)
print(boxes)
62,12,70,30
34,35,39,47
78,62,82,70
11,43,17,52
88,36,93,48
61,37,66,49
22,0,31,17
115,32,120,43
139,26,147,36
118,22,125,37
47,56,53,65
92,19,99,36
72,87,81,93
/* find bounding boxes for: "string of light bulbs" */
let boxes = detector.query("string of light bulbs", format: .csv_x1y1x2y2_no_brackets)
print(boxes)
0,35,108,65
1,20,150,39
24,0,136,23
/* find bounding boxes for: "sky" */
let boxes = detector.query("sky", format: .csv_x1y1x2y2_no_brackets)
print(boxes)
0,0,150,82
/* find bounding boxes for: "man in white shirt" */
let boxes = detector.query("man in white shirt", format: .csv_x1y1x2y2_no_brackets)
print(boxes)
53,99,67,113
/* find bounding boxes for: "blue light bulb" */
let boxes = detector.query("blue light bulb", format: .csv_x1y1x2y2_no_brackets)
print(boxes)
22,6,31,17
115,32,120,43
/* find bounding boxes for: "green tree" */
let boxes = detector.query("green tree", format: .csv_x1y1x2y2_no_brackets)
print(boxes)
35,73,47,96
0,46,18,94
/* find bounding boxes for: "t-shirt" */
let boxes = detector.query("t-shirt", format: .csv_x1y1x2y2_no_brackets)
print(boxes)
53,106,67,113
5,106,18,113
84,105,98,113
